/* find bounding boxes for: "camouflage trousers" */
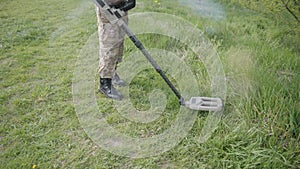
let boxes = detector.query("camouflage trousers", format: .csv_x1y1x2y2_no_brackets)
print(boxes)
96,7,128,78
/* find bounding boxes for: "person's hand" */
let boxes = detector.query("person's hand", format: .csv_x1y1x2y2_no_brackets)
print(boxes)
118,0,136,12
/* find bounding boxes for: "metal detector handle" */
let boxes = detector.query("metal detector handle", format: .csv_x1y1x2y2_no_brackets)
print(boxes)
94,0,126,24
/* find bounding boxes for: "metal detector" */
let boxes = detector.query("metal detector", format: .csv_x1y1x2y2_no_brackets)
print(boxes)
94,0,224,111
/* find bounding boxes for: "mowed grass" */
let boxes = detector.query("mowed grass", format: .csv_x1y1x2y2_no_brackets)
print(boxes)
1,0,299,168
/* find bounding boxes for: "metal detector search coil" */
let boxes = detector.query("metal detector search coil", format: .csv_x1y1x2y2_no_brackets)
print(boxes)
184,97,223,112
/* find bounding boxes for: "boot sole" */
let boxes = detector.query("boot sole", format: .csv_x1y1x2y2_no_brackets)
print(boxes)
98,88,123,100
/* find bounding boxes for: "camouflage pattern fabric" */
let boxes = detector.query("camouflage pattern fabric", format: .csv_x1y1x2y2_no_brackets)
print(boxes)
96,6,128,78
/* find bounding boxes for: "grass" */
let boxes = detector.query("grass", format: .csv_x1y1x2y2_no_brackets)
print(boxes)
1,0,299,168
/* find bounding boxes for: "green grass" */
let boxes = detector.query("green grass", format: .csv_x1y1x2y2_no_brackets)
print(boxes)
1,0,299,168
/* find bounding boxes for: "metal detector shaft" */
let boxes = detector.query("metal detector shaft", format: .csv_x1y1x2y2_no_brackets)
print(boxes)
120,23,185,104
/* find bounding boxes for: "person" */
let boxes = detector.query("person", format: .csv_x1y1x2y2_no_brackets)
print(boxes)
96,0,136,100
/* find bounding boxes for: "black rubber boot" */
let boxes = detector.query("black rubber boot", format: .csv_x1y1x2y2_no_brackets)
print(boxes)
112,73,126,87
99,78,123,100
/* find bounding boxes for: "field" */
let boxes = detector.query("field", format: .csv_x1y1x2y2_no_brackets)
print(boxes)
1,0,299,168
